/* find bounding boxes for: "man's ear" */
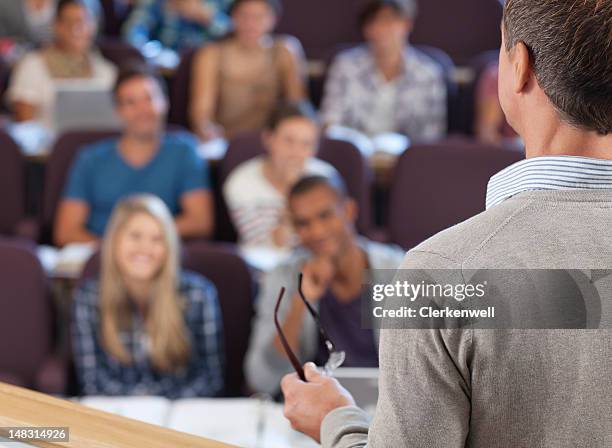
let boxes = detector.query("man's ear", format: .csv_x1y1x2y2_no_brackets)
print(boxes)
512,41,532,94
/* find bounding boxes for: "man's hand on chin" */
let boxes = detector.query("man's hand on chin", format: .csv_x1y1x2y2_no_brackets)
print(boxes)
281,362,356,443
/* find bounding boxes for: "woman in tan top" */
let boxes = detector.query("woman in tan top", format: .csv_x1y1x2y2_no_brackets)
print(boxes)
189,0,306,141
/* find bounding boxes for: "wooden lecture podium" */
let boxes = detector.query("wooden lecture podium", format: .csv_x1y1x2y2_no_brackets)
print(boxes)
0,382,237,447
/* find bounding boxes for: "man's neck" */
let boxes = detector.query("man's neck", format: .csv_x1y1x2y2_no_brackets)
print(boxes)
372,45,404,82
118,131,161,167
520,109,612,160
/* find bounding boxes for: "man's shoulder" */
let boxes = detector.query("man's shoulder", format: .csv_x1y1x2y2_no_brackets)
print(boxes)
333,45,370,68
161,131,199,153
76,139,119,164
405,198,532,268
406,46,445,81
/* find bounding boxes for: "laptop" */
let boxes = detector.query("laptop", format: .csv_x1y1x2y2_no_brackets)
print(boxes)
334,368,379,414
54,82,122,132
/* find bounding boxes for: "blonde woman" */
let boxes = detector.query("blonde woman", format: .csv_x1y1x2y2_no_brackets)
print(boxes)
72,194,224,398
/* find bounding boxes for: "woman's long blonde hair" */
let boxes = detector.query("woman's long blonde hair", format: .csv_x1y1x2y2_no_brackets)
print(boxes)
99,194,191,372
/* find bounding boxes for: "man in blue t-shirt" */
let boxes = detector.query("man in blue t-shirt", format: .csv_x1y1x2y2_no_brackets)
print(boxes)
54,65,214,246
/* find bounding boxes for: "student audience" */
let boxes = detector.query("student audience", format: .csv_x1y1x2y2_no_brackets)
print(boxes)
321,0,446,142
54,65,214,246
245,175,404,394
189,0,306,141
0,0,544,411
0,0,100,50
223,102,337,250
6,0,114,131
475,61,520,146
123,0,233,53
72,194,224,398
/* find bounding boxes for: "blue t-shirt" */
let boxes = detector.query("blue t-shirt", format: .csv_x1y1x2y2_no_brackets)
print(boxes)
63,132,209,236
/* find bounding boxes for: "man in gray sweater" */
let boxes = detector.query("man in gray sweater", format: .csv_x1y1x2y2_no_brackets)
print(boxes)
281,0,612,446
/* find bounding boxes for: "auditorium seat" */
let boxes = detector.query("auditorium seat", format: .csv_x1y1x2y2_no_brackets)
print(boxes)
275,0,370,60
217,131,373,240
0,130,37,239
97,37,146,68
99,0,134,37
0,239,66,394
182,242,255,397
80,241,256,397
275,0,501,64
408,0,503,64
41,130,120,244
0,57,10,113
168,48,197,130
387,139,524,249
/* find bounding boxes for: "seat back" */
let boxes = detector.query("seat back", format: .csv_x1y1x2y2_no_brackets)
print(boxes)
275,0,370,59
80,242,255,396
0,57,10,112
182,242,255,396
97,37,146,67
41,130,120,243
274,0,502,63
318,139,373,233
410,0,503,64
0,239,53,388
0,130,27,236
168,49,197,130
99,0,134,36
388,140,524,249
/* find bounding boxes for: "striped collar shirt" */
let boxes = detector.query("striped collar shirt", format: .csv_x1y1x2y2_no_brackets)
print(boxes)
486,156,612,209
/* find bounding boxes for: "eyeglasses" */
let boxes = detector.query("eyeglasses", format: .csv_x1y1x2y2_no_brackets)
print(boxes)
274,273,345,381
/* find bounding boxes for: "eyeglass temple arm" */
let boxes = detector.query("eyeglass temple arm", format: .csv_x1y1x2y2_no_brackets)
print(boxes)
274,287,306,382
297,273,337,351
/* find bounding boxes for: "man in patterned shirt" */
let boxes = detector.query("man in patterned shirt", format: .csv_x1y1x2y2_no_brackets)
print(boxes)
320,0,447,143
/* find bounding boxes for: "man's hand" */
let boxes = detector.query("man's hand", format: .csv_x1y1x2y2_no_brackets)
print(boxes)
301,257,335,302
281,363,356,443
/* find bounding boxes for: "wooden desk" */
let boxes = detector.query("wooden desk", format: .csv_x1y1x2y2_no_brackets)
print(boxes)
0,383,237,448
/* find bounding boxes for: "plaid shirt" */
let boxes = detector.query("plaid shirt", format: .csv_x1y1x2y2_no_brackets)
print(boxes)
321,45,447,142
72,271,224,399
123,0,233,51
